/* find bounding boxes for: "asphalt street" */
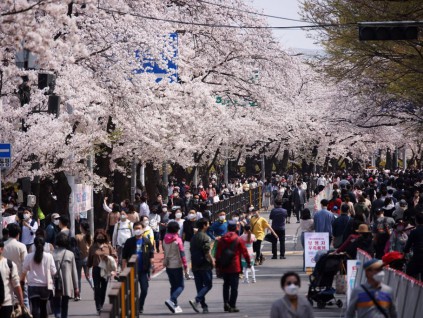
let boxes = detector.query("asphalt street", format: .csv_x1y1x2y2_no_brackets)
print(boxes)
66,210,346,318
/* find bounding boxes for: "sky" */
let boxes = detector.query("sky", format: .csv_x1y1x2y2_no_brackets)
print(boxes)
251,0,321,51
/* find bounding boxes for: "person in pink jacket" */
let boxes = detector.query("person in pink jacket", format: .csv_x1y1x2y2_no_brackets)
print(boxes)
163,222,188,314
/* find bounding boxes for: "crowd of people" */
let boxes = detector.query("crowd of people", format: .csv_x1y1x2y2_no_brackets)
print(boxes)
1,169,423,317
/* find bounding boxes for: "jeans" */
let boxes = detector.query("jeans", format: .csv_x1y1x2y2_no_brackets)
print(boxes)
28,286,51,318
272,229,286,257
52,295,70,318
153,231,160,252
92,266,108,311
76,257,92,291
253,240,263,262
222,273,239,308
138,271,149,310
166,267,184,305
193,269,213,308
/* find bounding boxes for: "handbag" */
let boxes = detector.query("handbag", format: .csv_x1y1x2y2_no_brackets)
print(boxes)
53,250,66,296
11,304,33,318
264,233,277,243
335,261,347,294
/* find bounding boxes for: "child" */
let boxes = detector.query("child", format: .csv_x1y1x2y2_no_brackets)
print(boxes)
240,225,257,283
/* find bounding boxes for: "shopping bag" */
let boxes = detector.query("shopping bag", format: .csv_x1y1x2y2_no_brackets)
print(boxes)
335,274,347,294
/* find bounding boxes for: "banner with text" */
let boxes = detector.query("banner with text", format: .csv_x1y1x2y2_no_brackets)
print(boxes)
304,232,330,267
74,184,92,219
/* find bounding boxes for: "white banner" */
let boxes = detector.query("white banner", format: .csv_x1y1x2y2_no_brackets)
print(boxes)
2,215,17,228
304,232,330,267
74,184,92,218
347,259,360,305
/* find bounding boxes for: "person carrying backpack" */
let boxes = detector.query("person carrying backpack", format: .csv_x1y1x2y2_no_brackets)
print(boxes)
0,241,25,317
215,221,251,313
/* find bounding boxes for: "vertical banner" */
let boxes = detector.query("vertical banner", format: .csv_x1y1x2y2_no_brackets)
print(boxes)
347,259,360,305
304,232,329,267
74,184,93,219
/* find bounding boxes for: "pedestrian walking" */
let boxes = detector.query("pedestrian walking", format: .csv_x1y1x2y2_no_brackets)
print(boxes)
189,218,214,313
345,259,397,318
3,223,29,308
404,212,423,280
270,272,314,318
112,212,133,269
292,181,307,222
21,237,57,318
75,221,93,297
45,213,60,244
240,224,256,283
0,241,25,318
87,229,117,314
182,210,198,279
215,221,251,313
250,207,277,265
122,221,154,314
20,208,38,251
163,221,188,314
300,209,314,248
313,199,335,245
148,208,161,253
52,233,79,318
269,199,288,259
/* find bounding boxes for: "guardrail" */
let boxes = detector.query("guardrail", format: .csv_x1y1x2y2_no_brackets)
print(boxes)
103,254,139,318
207,186,262,219
355,248,423,318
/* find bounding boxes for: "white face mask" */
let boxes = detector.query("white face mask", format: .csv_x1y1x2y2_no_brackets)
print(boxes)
24,214,30,220
284,284,299,296
134,229,143,236
188,214,196,220
53,220,60,226
142,221,149,227
373,271,385,283
219,215,226,221
162,208,168,212
175,213,182,219
232,217,239,222
120,215,127,221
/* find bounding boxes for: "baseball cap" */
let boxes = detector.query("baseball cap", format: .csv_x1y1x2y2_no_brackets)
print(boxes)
51,213,60,220
363,259,384,271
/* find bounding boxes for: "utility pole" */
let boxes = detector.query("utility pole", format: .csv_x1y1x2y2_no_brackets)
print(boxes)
261,154,265,182
87,154,94,236
131,159,137,203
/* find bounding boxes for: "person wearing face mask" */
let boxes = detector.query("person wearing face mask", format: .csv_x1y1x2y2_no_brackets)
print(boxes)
182,210,198,279
345,259,397,318
122,221,154,314
159,205,170,251
149,208,161,253
169,209,185,239
270,272,314,318
112,212,133,270
140,215,155,246
392,199,408,222
20,208,38,252
87,230,117,314
45,213,61,245
250,207,278,265
385,220,409,254
207,211,228,241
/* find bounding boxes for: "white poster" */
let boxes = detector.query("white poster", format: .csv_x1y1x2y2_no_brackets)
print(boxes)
74,184,92,218
304,232,330,267
347,260,360,305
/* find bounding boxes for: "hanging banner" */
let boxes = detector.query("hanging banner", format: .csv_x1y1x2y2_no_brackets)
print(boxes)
347,259,360,305
304,232,329,267
74,184,92,219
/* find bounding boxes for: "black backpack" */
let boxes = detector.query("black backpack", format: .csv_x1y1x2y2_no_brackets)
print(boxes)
0,259,13,306
67,235,81,262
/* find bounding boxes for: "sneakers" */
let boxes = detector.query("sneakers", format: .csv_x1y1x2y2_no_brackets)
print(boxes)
228,307,240,313
189,299,200,313
174,306,183,313
202,307,209,314
165,299,176,313
224,303,230,312
252,278,256,283
243,278,249,284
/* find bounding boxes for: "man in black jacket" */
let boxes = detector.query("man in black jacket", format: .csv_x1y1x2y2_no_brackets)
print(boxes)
122,221,154,314
269,199,287,259
404,212,423,280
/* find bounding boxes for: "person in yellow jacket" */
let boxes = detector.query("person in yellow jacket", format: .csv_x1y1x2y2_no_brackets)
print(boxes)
249,206,277,265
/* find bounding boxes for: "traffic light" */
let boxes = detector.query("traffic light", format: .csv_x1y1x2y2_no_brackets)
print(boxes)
358,22,420,41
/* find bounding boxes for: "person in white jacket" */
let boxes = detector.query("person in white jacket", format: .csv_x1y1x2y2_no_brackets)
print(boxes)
112,213,133,270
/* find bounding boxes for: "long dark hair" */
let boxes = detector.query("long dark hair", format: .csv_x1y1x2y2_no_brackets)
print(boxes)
244,224,252,243
33,237,45,264
80,221,92,246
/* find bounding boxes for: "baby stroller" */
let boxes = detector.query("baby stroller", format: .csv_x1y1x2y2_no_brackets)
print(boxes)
307,252,345,309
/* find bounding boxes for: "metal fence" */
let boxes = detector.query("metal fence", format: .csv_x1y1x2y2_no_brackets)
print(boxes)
207,186,262,220
355,249,423,318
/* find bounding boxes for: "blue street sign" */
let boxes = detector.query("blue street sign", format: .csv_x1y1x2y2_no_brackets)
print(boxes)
0,144,11,158
133,33,178,83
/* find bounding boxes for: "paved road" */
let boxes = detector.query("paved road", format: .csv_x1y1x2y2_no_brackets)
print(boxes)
66,209,346,317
